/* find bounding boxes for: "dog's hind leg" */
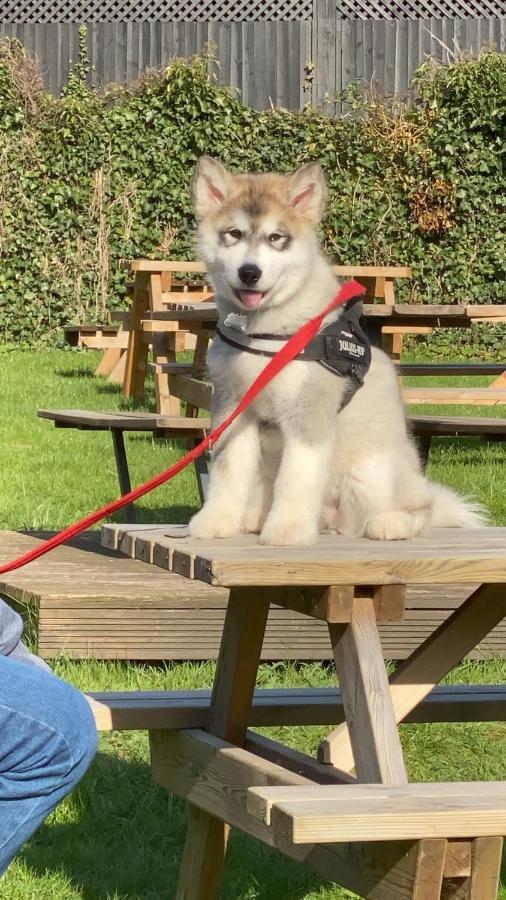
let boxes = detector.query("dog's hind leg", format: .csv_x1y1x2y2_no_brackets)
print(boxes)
337,455,432,541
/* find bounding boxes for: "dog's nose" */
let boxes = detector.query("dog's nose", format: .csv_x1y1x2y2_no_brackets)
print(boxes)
238,263,261,286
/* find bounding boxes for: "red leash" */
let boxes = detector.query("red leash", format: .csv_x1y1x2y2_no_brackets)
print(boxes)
0,280,364,575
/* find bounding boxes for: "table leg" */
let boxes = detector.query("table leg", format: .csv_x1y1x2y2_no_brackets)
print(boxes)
192,437,209,504
327,593,447,900
123,273,150,399
150,272,182,416
320,583,506,772
107,350,127,384
94,346,122,377
328,595,408,784
111,429,136,524
417,435,432,470
176,588,270,900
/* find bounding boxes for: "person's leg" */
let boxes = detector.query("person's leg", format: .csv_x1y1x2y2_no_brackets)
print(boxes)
0,656,98,876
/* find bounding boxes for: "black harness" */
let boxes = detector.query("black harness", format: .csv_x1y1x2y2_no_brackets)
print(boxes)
216,296,372,408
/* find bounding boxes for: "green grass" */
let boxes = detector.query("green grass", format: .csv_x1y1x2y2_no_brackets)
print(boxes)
0,349,201,531
1,349,506,899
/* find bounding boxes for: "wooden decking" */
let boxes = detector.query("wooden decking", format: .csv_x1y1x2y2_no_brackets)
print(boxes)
1,529,505,661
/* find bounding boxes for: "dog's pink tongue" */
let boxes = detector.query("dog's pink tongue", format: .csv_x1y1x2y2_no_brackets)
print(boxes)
239,290,264,309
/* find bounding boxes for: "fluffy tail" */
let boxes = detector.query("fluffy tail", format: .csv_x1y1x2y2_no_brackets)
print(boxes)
429,482,488,528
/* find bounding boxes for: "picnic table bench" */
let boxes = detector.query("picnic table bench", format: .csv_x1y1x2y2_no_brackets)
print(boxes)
37,409,211,521
63,323,130,382
100,521,506,899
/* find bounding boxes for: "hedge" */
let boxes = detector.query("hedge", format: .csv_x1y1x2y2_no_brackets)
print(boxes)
0,33,504,348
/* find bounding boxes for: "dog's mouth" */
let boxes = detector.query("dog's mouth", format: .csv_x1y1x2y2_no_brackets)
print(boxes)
234,289,265,310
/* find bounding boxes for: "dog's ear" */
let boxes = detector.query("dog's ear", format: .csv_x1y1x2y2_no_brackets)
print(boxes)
193,157,233,219
288,162,327,225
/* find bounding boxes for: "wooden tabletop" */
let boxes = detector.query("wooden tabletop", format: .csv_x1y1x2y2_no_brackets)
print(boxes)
126,260,412,278
102,524,506,588
38,409,211,432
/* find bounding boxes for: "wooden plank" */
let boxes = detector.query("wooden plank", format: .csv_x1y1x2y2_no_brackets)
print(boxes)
80,334,130,349
242,585,405,624
94,346,124,377
168,374,212,410
408,415,506,437
129,261,410,281
403,388,506,406
266,791,506,844
384,326,434,335
207,588,270,744
464,836,502,900
245,731,355,786
332,265,412,279
399,363,506,377
247,782,506,826
38,409,160,430
141,319,180,333
466,305,506,319
106,351,127,384
327,595,408,783
162,290,215,304
148,362,193,375
443,841,472,878
84,683,506,732
123,271,150,399
179,331,210,419
128,260,207,273
134,527,506,588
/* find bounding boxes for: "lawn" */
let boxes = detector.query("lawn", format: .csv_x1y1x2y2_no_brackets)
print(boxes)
1,348,506,899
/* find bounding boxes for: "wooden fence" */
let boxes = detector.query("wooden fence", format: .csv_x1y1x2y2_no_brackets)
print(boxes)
0,15,505,107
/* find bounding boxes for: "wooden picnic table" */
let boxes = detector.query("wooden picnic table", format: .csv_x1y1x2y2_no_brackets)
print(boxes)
102,521,506,899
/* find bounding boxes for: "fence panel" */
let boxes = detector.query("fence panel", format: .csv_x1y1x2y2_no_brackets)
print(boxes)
0,18,504,106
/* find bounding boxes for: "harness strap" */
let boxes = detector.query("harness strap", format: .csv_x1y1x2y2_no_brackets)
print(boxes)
217,295,372,394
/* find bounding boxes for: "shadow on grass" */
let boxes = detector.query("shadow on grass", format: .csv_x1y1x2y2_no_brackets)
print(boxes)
21,751,325,900
55,368,97,380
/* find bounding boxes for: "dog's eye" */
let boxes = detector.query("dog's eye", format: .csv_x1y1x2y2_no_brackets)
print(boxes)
226,228,243,242
268,232,288,248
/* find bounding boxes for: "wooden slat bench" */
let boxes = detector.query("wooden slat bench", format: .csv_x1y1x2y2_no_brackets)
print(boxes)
63,324,130,382
409,414,506,468
246,782,506,842
403,387,506,406
37,410,211,521
398,363,506,377
87,683,506,732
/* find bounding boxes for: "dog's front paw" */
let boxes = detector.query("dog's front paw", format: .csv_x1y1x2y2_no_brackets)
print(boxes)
189,507,241,540
259,516,317,547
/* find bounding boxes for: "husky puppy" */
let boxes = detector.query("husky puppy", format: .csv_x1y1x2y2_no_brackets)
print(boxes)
189,157,485,545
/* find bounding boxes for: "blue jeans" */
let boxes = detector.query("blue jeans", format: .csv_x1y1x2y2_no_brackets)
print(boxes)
0,655,98,876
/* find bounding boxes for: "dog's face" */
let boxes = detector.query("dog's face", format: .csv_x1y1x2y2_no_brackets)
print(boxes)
192,158,327,313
